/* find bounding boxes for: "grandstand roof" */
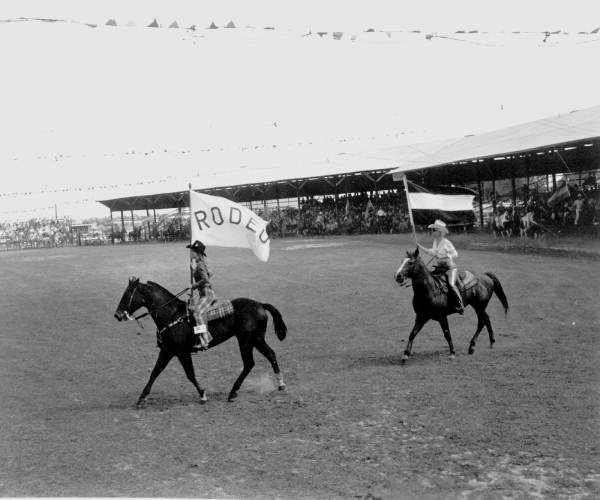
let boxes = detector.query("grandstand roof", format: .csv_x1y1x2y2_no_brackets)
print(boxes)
98,107,600,212
386,106,600,184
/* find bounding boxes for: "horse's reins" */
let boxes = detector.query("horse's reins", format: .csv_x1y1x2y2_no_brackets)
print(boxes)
130,285,191,327
399,256,436,288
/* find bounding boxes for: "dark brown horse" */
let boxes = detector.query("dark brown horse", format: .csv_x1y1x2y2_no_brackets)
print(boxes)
114,277,287,404
394,248,508,361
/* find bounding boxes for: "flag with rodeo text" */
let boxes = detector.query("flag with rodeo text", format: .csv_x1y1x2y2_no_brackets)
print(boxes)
190,191,270,262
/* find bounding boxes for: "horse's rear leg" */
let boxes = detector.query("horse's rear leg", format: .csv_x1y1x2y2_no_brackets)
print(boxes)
177,353,208,403
439,316,456,358
482,311,495,348
228,340,255,402
254,338,285,390
468,312,486,355
137,349,173,406
402,315,428,362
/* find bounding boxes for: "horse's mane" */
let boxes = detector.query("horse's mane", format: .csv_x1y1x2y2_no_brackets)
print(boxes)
145,280,179,300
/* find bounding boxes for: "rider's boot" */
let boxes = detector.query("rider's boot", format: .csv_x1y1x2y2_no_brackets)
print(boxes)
193,324,212,350
450,285,465,315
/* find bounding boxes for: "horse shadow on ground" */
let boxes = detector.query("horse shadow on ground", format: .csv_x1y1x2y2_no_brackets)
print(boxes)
348,349,458,369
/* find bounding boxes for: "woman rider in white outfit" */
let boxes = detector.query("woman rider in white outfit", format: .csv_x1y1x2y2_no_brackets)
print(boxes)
417,219,464,314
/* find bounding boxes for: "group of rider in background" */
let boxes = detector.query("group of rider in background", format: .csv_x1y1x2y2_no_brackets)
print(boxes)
493,174,599,238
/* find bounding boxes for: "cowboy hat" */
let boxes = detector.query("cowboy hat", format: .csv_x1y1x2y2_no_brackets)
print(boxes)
186,240,206,255
427,219,449,234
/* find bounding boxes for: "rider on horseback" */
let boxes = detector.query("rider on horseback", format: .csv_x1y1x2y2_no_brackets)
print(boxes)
417,219,465,314
187,240,215,350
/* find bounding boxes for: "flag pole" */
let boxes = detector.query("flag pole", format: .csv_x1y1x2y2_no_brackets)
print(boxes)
402,174,418,245
188,183,193,287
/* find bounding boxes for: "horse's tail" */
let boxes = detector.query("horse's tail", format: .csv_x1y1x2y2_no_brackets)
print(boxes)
262,303,287,341
484,272,509,315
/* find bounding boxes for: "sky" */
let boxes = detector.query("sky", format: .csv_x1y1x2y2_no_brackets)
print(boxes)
1,0,599,221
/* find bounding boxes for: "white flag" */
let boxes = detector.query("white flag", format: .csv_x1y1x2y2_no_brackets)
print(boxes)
190,191,270,262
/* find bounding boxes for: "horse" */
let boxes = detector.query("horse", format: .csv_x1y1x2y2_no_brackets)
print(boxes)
494,210,512,238
114,277,288,404
519,209,542,239
394,248,508,361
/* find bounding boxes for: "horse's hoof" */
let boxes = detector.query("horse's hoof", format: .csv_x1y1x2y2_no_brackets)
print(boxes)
199,394,208,404
449,354,456,360
278,384,287,391
468,346,475,355
227,393,237,402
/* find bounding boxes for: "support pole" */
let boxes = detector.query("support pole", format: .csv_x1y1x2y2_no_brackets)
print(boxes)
491,176,497,227
189,183,193,286
477,169,484,230
130,209,135,240
511,168,517,214
153,207,157,240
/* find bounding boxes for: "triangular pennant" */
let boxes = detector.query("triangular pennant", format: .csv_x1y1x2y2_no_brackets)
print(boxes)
169,21,179,29
148,19,159,28
225,21,236,28
105,19,117,27
590,27,599,33
333,32,343,40
208,21,218,29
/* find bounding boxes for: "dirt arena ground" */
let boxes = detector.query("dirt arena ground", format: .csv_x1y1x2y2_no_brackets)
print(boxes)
0,234,598,499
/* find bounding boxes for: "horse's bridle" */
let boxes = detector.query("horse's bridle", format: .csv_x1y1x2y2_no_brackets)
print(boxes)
126,281,141,315
126,281,191,322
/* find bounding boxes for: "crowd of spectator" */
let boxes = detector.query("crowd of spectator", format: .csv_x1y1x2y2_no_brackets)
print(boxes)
262,191,412,237
0,218,75,250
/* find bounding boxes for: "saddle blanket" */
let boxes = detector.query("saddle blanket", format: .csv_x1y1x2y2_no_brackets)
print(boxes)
206,300,234,321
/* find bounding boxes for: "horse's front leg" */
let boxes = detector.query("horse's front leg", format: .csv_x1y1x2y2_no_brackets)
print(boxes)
438,316,456,358
178,353,208,403
137,349,173,405
402,315,428,363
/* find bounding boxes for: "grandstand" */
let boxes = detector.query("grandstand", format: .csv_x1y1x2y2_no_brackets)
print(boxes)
98,106,600,235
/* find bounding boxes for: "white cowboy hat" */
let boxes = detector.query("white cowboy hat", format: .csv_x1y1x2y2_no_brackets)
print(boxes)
427,219,449,234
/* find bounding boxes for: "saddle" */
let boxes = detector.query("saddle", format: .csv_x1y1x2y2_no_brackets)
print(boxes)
431,267,477,295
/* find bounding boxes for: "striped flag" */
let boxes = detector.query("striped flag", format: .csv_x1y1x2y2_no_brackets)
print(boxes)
364,198,375,217
547,182,570,206
406,182,476,226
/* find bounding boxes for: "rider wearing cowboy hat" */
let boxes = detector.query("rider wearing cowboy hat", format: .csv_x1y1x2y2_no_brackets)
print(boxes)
187,240,215,350
417,219,464,314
